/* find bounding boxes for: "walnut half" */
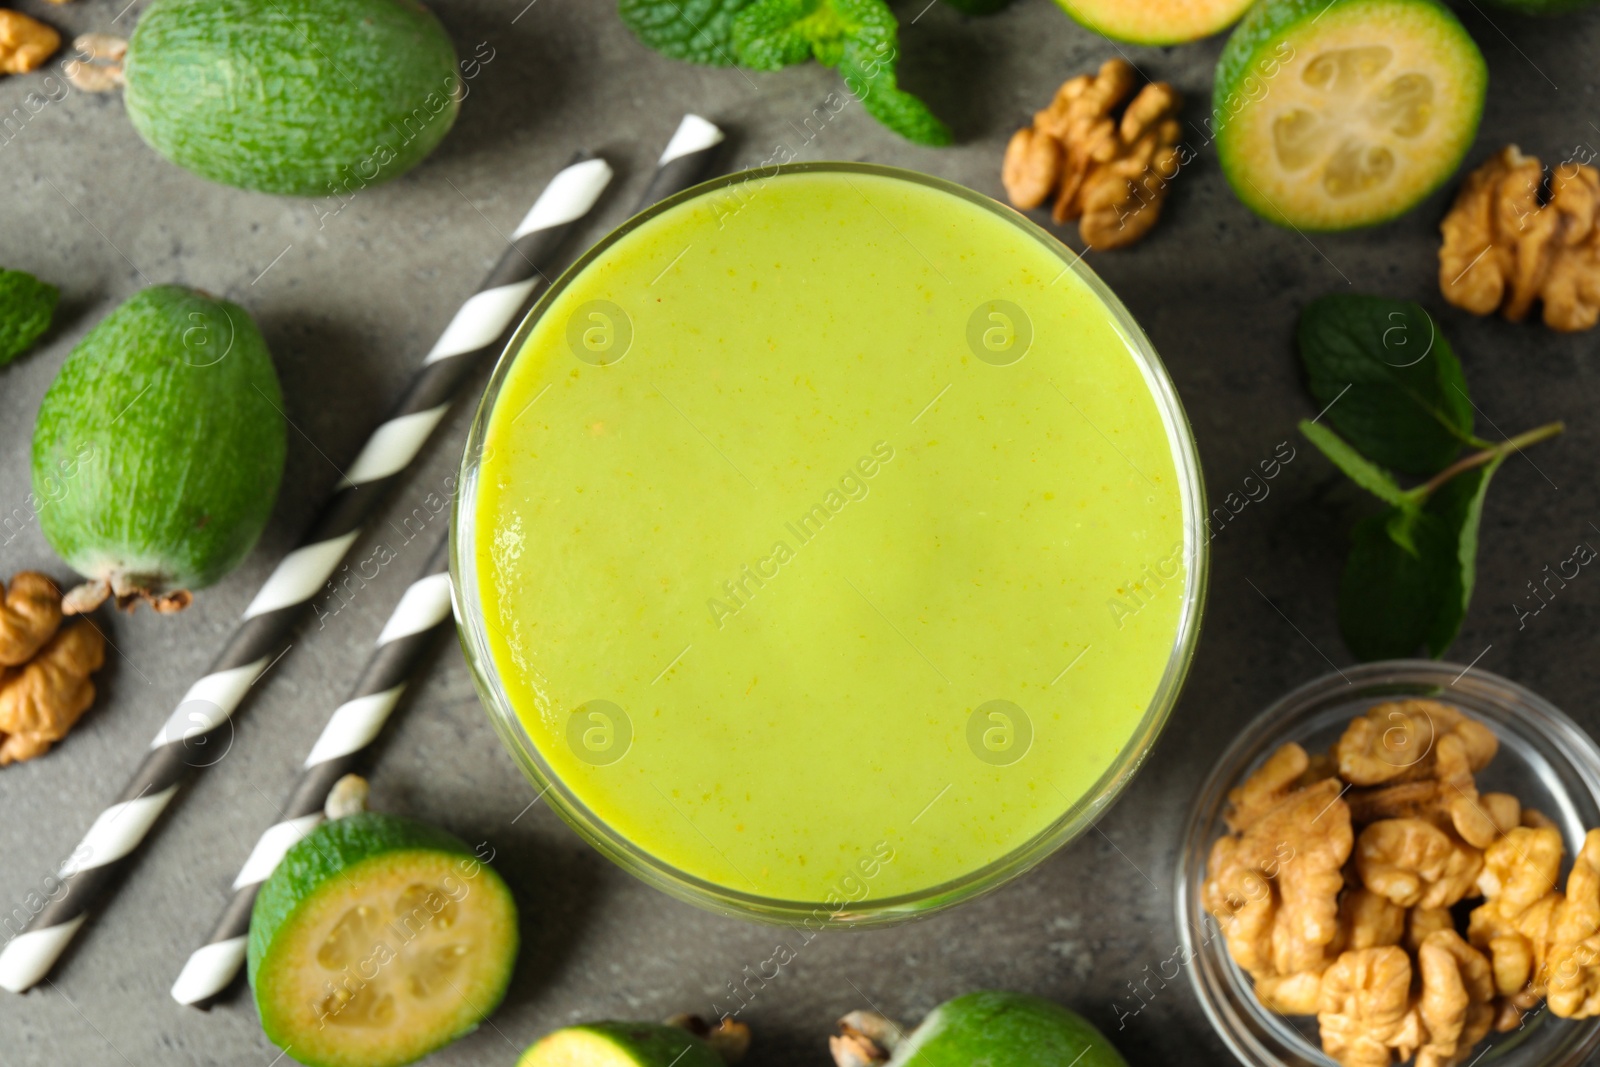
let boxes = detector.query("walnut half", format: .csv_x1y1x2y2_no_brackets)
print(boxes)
1001,59,1184,250
0,572,63,666
1439,146,1600,332
0,9,60,75
0,620,106,764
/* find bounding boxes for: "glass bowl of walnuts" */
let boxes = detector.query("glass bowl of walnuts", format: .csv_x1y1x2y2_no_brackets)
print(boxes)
1177,660,1600,1067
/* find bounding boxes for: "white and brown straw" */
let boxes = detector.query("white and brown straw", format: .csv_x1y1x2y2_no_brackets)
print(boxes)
169,535,454,1008
0,152,615,995
637,114,725,209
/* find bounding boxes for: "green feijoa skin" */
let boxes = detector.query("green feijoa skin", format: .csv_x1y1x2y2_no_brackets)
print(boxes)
123,0,460,197
519,1023,725,1067
0,268,59,365
1055,0,1253,44
249,813,520,1067
1213,0,1486,231
887,991,1129,1067
31,286,286,611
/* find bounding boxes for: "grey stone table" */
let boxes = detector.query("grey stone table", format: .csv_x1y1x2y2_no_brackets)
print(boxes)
2,0,1598,1063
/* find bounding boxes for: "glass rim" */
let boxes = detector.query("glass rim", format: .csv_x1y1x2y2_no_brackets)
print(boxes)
451,160,1212,926
1176,660,1600,1066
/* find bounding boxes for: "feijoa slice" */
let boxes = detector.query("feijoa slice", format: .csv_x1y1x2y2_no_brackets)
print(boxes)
519,1023,725,1067
248,812,520,1067
1213,0,1486,230
1055,0,1254,45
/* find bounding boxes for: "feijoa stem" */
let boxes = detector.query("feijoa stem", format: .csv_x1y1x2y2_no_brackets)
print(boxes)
664,1015,751,1064
829,1011,904,1067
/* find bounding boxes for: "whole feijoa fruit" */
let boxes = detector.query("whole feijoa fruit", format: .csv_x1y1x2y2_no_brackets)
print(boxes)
123,0,460,196
885,991,1128,1067
31,286,286,612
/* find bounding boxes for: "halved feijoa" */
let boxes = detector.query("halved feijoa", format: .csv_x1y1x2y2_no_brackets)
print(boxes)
1214,0,1486,230
1055,0,1254,44
248,812,519,1067
519,1022,724,1067
887,991,1128,1067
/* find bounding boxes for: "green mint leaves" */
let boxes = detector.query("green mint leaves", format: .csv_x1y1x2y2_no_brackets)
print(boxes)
1297,295,1562,662
0,268,59,366
616,0,753,66
1298,296,1478,475
618,0,954,146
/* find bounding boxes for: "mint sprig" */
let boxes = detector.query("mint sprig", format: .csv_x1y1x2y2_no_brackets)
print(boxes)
619,0,954,146
1297,295,1563,661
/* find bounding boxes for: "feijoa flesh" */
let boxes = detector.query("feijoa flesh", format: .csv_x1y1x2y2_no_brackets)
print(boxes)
519,1022,725,1067
249,812,520,1067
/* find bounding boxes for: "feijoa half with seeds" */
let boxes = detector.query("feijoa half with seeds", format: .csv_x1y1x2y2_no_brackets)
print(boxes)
249,812,519,1067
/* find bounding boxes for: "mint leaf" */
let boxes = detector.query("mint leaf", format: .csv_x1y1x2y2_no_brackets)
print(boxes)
1299,420,1408,506
1339,509,1455,661
730,0,952,146
730,0,815,68
0,268,58,365
619,0,755,66
840,36,953,146
1337,458,1501,661
1430,455,1504,644
1297,295,1477,476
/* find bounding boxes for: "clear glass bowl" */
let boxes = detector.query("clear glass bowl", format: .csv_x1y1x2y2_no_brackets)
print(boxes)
453,162,1209,926
1177,661,1600,1066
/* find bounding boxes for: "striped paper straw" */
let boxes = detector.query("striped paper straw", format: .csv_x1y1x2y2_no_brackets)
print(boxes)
635,114,724,209
170,536,453,1008
0,153,614,995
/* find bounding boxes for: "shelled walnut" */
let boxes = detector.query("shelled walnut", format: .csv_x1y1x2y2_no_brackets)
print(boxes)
1439,146,1600,332
0,9,60,75
1206,698,1600,1066
1001,58,1184,250
0,572,106,764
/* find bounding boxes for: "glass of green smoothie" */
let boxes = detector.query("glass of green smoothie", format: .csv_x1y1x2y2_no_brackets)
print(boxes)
454,162,1207,925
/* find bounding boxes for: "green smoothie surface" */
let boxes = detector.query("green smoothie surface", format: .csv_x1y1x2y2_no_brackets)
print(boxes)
472,168,1195,907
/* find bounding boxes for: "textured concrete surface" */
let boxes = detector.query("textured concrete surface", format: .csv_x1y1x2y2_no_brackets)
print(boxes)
2,0,1599,1064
